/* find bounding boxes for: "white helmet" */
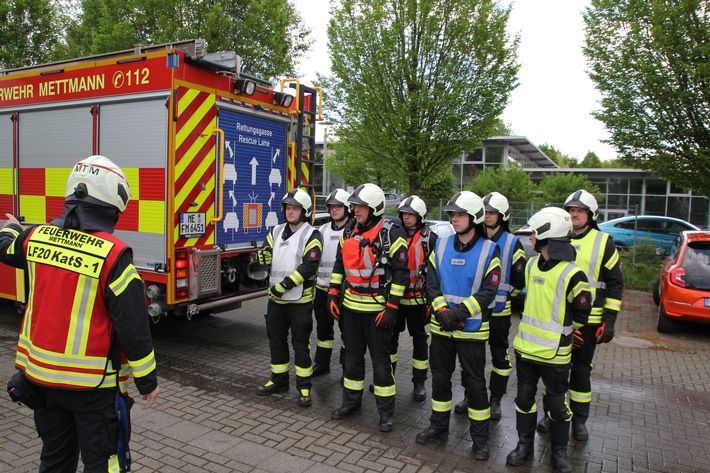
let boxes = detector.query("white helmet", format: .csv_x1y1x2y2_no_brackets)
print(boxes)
349,183,385,217
65,155,131,212
325,188,352,213
564,189,599,221
397,195,427,219
281,188,313,220
528,207,573,240
445,191,485,225
483,192,510,221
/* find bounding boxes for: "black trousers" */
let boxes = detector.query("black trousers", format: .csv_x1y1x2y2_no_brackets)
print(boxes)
313,288,344,365
430,335,488,437
488,315,512,398
34,387,120,473
341,307,394,413
390,303,428,382
569,323,598,422
265,299,314,390
514,352,572,445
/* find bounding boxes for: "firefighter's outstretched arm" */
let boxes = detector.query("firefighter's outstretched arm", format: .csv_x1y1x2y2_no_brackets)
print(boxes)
0,214,29,269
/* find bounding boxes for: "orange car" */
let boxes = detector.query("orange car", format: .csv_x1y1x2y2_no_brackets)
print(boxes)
653,231,710,333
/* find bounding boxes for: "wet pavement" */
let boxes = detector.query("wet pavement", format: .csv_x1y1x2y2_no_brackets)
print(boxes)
1,289,709,472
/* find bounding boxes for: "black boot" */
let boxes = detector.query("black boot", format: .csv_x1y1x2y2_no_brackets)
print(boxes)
413,380,426,402
551,443,572,473
332,388,362,420
537,414,550,433
256,380,288,396
454,396,468,415
415,411,449,444
471,436,490,461
415,426,448,444
331,405,359,420
506,431,534,466
376,395,395,432
312,346,332,377
572,421,588,441
490,396,502,421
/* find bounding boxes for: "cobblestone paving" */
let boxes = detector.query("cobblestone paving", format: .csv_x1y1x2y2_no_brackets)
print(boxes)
1,289,709,472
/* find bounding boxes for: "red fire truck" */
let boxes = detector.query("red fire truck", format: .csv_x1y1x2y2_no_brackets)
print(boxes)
0,39,321,321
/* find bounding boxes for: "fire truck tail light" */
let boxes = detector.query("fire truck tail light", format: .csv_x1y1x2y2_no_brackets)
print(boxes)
175,248,189,299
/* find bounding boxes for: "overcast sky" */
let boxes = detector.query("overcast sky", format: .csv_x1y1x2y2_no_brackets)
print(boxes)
293,0,617,161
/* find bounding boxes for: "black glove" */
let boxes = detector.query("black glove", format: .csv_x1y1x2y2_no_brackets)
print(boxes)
436,309,461,331
267,282,287,299
573,329,584,349
375,302,398,330
596,311,617,343
328,288,341,320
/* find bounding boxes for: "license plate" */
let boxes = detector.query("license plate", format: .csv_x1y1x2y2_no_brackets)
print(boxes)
705,298,710,308
179,212,206,238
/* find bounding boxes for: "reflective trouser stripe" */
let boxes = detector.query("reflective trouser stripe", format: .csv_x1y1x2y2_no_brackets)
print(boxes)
412,358,428,370
515,400,538,414
344,377,364,391
317,339,334,349
373,384,396,397
271,363,289,374
569,389,591,404
432,398,452,413
468,406,490,421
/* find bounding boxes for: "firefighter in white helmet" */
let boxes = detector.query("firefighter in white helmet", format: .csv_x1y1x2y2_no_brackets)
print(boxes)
415,191,500,461
388,195,437,401
455,192,526,419
328,183,409,432
255,188,323,408
312,188,355,377
507,207,591,473
537,190,623,441
0,155,159,472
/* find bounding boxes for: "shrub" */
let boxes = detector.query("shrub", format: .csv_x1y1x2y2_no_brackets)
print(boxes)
618,241,662,291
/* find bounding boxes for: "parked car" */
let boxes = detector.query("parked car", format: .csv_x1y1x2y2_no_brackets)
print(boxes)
513,225,537,259
653,231,710,333
597,215,700,251
384,193,402,209
425,219,455,238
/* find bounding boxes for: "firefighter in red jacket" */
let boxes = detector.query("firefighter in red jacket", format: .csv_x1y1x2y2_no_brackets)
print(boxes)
389,195,437,401
0,155,159,473
328,183,409,432
256,188,323,407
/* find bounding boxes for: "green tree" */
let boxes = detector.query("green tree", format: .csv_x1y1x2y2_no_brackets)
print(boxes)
471,165,537,202
538,143,578,168
579,151,602,168
324,0,519,196
0,0,60,69
584,0,710,195
536,173,603,205
62,0,311,78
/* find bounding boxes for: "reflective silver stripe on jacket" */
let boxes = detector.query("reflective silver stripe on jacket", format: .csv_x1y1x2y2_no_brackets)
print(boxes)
519,262,577,348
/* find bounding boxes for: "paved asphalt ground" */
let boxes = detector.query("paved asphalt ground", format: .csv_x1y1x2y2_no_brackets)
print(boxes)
1,289,709,472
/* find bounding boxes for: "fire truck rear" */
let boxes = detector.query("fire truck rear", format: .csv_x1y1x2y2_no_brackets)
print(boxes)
0,39,321,321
